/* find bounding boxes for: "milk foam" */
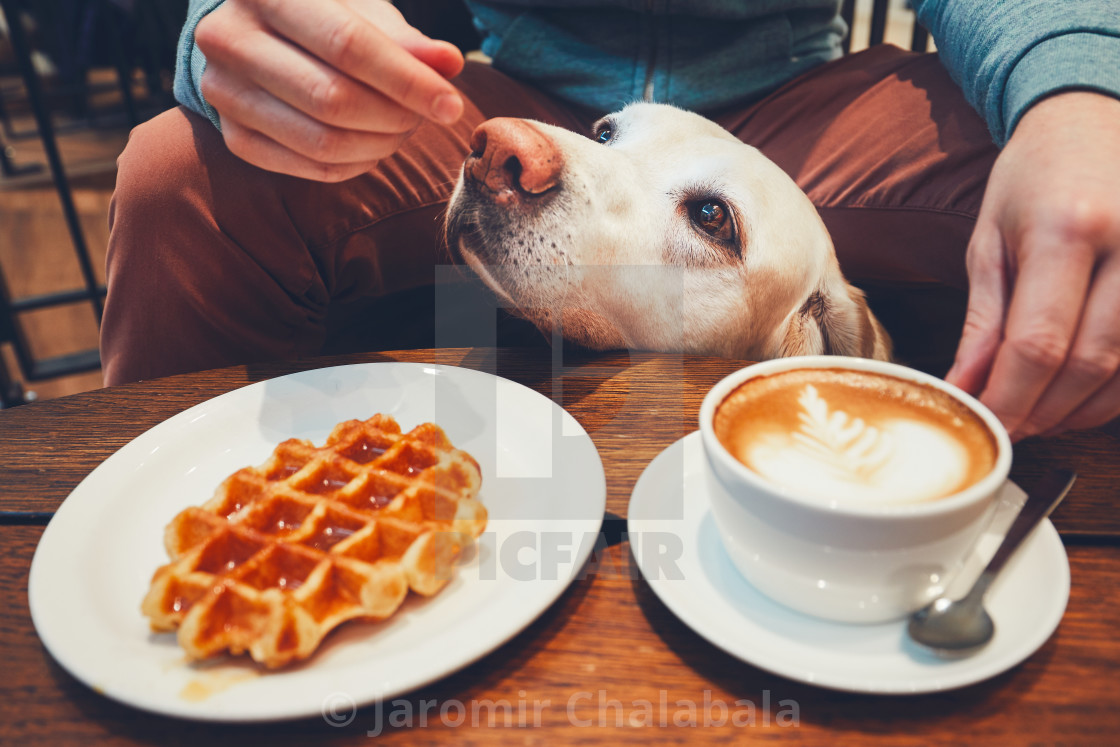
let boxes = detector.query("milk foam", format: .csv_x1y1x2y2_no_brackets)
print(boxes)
737,384,973,505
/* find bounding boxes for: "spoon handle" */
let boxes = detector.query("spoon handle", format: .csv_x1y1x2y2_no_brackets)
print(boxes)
976,470,1076,594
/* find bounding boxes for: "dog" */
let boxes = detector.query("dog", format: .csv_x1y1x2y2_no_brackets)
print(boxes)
445,102,890,361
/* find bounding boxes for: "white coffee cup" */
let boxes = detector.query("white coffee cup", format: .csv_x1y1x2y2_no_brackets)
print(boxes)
698,355,1012,624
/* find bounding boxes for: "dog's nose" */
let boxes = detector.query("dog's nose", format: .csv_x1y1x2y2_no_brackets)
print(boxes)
466,118,562,197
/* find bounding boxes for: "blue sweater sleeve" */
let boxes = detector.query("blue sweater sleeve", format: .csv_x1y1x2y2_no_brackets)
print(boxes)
174,0,1120,145
913,0,1120,146
173,0,225,129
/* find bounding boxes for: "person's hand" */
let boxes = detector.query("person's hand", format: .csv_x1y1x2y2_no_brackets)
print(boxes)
194,0,465,181
946,91,1120,440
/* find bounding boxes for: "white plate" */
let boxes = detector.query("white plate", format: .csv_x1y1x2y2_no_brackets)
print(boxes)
627,432,1070,694
29,362,606,721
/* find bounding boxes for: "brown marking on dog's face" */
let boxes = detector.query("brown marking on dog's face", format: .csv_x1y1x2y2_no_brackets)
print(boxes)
802,290,833,353
853,294,877,359
777,303,815,358
776,283,891,361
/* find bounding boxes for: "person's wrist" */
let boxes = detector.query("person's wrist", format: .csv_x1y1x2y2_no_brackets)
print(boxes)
1010,91,1120,143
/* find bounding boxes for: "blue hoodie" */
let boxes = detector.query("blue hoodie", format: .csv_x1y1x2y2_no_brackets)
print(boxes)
174,0,1120,146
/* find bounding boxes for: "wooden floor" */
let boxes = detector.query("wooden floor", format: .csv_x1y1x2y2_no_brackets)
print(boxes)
0,2,922,406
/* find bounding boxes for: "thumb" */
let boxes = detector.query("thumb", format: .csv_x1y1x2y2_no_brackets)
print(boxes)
946,222,1009,394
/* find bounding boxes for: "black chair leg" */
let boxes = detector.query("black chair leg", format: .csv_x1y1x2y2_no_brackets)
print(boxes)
0,358,28,408
840,0,856,54
1,0,104,322
101,1,140,127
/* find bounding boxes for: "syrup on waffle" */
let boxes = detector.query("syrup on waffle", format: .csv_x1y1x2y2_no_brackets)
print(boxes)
141,414,487,668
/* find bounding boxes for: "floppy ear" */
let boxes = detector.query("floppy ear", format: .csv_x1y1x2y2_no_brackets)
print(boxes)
778,284,891,360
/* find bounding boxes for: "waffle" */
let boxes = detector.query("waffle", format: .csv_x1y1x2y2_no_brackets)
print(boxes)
141,414,487,668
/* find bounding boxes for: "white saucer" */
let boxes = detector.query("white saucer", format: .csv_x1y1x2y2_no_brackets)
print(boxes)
627,432,1070,694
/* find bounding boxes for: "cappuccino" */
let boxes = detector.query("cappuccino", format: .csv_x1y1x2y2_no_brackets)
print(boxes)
713,368,997,506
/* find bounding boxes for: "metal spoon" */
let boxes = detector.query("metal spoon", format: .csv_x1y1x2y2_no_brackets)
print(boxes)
907,469,1077,656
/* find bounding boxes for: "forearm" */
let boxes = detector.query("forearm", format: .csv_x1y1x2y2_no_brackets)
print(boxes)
912,0,1120,145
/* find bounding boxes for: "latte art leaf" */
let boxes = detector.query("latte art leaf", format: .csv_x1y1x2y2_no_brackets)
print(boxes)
791,385,894,482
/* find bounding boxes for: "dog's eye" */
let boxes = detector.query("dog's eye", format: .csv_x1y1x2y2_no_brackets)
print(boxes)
595,124,614,144
688,200,734,242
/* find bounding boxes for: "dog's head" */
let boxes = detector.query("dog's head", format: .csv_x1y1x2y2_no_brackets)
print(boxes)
445,102,889,361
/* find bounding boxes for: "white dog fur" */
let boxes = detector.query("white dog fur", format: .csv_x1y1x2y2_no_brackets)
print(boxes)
445,102,890,361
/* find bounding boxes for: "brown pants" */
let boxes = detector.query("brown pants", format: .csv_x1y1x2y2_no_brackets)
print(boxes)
101,45,997,385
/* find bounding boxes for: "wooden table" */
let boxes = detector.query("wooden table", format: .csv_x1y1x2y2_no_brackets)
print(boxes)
2,347,1118,744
